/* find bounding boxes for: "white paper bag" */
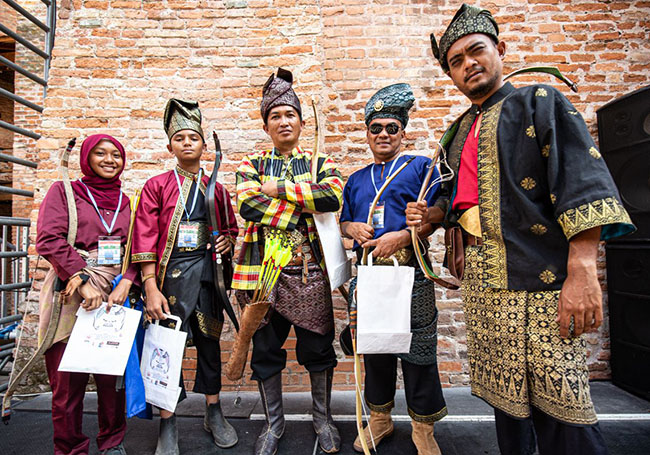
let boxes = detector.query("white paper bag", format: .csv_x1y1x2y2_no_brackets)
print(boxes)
58,303,141,376
140,315,187,413
313,212,352,290
356,255,414,354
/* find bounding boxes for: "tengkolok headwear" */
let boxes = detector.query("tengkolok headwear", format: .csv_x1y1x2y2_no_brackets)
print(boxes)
364,83,415,128
260,68,302,123
431,4,499,72
163,98,204,140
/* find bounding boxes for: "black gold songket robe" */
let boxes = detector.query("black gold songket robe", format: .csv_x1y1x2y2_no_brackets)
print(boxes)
436,82,635,425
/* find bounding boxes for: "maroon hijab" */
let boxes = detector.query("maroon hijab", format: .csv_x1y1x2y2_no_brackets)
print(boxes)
71,134,129,210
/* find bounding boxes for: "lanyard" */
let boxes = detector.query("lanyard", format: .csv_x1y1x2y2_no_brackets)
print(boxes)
370,155,401,195
79,181,123,235
269,148,296,179
174,168,203,222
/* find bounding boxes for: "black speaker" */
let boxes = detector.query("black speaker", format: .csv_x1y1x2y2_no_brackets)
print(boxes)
605,243,650,400
597,85,650,242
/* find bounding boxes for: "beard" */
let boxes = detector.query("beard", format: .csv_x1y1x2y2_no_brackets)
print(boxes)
466,68,501,100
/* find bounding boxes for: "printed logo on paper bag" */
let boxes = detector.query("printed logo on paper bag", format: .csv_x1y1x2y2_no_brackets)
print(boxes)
146,347,171,387
92,305,126,333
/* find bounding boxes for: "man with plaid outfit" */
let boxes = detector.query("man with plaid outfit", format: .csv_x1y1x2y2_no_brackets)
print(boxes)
234,68,344,455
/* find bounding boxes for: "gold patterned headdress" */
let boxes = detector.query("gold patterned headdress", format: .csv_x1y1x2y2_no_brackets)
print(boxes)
163,98,205,140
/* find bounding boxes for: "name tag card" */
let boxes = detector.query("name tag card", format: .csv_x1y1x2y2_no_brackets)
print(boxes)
370,201,386,229
98,236,121,265
178,222,199,248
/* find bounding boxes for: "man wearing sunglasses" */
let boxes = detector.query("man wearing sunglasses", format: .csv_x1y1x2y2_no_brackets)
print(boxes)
406,4,635,455
340,83,447,455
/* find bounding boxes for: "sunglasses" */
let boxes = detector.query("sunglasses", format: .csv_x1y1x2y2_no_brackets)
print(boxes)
369,122,401,135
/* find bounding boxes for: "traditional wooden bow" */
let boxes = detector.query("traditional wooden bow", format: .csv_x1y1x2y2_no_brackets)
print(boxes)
3,138,77,423
206,132,239,332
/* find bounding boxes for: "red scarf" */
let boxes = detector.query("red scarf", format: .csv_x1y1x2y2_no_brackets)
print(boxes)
71,134,129,211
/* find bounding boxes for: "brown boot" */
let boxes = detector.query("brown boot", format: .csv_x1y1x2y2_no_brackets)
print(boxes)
352,410,394,453
411,420,442,455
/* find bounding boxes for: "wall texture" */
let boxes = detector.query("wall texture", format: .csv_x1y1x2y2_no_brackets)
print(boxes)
10,0,650,392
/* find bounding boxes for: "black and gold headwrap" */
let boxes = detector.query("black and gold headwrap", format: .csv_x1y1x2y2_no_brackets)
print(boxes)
430,4,499,72
163,98,204,140
260,68,302,123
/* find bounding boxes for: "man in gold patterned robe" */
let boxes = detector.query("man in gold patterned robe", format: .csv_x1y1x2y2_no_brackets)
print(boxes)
407,4,635,454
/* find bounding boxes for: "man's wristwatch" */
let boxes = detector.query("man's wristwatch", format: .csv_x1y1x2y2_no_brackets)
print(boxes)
78,273,90,285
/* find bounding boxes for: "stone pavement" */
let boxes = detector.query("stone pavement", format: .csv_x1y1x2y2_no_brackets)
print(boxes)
1,382,649,454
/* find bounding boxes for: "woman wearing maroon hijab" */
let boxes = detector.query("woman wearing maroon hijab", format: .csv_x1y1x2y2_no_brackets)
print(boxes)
36,134,137,455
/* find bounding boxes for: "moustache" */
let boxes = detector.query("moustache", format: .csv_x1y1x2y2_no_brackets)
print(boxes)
465,66,485,83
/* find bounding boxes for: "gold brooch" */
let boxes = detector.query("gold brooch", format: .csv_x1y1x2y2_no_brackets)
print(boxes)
374,100,384,112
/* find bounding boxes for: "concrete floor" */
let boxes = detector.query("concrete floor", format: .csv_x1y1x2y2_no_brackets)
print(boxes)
1,382,649,454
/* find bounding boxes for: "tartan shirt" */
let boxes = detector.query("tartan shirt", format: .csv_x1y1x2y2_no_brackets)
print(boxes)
233,146,344,290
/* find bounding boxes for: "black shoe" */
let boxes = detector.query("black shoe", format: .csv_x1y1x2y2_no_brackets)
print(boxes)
155,415,179,455
310,369,341,453
204,401,238,448
255,373,285,455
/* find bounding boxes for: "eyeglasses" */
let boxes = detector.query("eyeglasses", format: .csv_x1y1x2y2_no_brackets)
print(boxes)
369,122,401,135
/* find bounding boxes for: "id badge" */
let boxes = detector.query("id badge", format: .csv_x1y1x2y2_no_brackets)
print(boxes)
370,201,385,229
178,222,199,248
98,236,121,265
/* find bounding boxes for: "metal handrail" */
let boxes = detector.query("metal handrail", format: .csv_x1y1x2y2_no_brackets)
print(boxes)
2,0,50,32
0,217,31,227
0,153,39,169
0,282,32,292
0,119,40,140
0,23,49,60
0,87,44,113
0,186,34,198
0,55,47,87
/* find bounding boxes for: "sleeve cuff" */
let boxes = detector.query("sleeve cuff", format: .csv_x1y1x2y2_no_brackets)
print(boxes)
556,196,636,240
131,252,157,263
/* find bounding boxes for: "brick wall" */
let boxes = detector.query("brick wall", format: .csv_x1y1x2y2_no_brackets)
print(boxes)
13,0,650,392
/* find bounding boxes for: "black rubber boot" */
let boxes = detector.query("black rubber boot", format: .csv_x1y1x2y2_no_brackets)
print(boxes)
204,401,238,448
255,373,285,455
310,368,341,453
154,415,179,455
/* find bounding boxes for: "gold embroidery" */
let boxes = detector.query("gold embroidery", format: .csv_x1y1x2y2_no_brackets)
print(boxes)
158,173,193,287
367,399,395,413
526,125,536,138
175,165,199,180
168,295,177,306
408,406,449,423
541,144,550,158
171,269,182,278
568,110,578,115
196,310,224,339
520,177,536,190
477,100,508,289
556,197,633,240
131,252,157,262
550,193,557,204
535,87,548,97
530,224,547,235
539,269,556,284
462,248,597,425
589,147,602,159
374,99,384,112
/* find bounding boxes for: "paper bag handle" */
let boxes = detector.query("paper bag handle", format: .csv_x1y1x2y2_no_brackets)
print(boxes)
153,314,182,331
367,254,399,268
